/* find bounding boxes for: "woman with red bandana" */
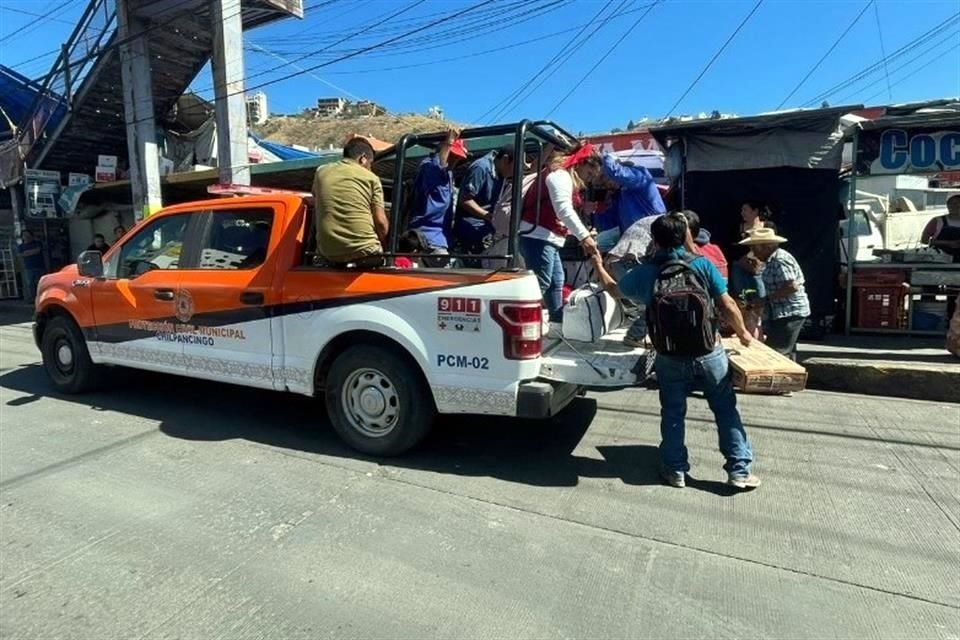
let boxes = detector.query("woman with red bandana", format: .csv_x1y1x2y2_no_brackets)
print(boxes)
518,145,602,321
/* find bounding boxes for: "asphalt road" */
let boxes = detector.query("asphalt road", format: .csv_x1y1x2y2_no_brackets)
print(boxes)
1,312,959,639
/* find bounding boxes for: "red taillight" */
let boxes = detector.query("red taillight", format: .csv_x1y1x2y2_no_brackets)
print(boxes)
490,300,542,360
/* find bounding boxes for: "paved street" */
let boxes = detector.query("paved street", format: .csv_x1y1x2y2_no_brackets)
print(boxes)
1,312,959,639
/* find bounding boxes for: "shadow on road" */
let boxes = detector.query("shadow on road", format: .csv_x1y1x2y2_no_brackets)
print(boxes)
0,303,34,327
0,363,730,494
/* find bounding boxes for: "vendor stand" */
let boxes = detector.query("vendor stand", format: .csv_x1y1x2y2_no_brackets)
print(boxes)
844,107,960,336
649,106,861,333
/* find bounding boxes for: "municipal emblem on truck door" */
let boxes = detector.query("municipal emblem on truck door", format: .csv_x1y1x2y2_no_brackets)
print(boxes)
175,290,194,323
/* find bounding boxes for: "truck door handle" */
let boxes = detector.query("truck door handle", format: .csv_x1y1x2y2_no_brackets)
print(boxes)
240,291,264,305
154,289,175,301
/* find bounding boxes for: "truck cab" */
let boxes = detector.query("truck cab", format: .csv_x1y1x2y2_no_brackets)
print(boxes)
33,121,646,456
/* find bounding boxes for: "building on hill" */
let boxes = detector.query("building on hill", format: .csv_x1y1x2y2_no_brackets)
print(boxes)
246,92,269,125
427,105,444,120
349,100,387,117
316,97,347,118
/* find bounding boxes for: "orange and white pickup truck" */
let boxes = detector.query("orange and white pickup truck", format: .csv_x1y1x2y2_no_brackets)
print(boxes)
33,122,644,455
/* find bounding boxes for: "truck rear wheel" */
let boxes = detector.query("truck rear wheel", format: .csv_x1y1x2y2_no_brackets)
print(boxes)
324,344,434,456
41,316,100,393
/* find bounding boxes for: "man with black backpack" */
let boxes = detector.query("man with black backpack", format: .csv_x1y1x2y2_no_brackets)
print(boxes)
591,212,760,490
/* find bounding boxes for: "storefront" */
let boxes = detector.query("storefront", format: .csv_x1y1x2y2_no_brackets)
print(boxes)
844,108,960,336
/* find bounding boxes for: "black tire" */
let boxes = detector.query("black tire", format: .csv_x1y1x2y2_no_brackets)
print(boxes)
40,316,101,393
324,344,435,456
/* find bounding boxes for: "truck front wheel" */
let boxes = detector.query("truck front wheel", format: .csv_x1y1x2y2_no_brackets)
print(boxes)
40,316,101,393
324,344,435,456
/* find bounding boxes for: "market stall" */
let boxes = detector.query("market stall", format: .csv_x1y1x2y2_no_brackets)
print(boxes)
844,105,960,337
649,106,861,333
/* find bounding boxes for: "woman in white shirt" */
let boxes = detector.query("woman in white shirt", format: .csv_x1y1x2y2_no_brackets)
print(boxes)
518,147,601,321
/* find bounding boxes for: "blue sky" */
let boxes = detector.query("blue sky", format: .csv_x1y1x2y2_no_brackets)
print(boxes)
1,0,958,133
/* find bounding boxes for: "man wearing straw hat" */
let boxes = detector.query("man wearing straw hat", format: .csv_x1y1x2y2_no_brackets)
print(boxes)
739,227,810,360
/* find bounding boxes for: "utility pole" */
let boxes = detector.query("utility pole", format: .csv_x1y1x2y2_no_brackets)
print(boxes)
211,0,250,186
117,0,163,221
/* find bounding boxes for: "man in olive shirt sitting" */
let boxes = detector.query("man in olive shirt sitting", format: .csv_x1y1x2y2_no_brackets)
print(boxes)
313,137,389,268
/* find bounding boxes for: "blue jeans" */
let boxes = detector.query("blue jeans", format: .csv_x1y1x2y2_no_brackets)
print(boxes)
520,237,564,322
655,345,753,476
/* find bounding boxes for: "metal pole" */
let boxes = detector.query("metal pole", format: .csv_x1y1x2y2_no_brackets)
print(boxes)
117,0,162,221
508,121,529,269
388,134,413,262
62,44,72,108
844,127,860,336
211,0,250,186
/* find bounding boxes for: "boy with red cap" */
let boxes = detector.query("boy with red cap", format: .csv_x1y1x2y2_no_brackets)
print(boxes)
408,128,468,266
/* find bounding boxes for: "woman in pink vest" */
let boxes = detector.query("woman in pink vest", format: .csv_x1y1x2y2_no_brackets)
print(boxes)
519,145,602,321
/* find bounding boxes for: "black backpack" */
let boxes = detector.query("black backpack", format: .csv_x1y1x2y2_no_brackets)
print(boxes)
646,257,716,357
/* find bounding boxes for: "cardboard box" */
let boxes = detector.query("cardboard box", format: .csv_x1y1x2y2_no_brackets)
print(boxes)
95,166,116,183
68,173,91,186
97,154,118,169
721,338,808,394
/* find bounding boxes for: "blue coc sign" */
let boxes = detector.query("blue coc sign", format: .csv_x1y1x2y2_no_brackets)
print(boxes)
877,129,960,173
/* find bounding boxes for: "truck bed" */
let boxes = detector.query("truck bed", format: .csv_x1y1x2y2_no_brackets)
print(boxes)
541,326,652,388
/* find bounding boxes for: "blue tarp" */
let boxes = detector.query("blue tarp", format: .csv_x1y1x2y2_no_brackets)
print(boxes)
249,132,320,161
0,64,67,142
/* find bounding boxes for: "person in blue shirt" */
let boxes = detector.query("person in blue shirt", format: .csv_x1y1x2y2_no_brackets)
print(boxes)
17,230,45,304
590,212,760,491
408,129,468,267
594,153,666,253
452,146,515,264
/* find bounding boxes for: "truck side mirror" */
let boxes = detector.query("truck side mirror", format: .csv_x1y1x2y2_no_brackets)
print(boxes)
78,250,104,278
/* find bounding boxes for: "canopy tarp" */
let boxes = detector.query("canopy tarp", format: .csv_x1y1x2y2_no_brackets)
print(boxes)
650,105,861,172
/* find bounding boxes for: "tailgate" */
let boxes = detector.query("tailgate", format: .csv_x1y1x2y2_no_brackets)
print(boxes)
539,328,652,388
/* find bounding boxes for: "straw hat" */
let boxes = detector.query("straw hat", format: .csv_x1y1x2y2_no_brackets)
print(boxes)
738,227,788,246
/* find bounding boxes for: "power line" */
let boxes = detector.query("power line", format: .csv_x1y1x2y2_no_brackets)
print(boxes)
835,27,960,105
149,0,499,123
486,0,630,124
236,0,429,88
0,0,78,44
775,0,872,110
254,0,565,60
475,0,618,124
861,40,960,104
308,4,652,77
546,0,662,118
664,0,764,118
0,5,77,25
800,11,960,107
873,0,893,102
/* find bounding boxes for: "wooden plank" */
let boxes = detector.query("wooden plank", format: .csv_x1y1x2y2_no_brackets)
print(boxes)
721,338,808,394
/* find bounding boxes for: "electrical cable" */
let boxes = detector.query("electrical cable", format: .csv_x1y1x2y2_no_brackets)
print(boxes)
0,5,77,26
234,0,429,87
800,11,960,107
151,0,499,123
663,0,764,118
873,0,893,102
475,0,618,124
861,40,960,104
315,4,653,77
835,27,960,105
0,0,79,44
774,0,872,110
546,0,662,117
492,0,644,121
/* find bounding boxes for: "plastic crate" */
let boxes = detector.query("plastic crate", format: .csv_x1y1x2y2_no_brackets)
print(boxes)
855,286,906,329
